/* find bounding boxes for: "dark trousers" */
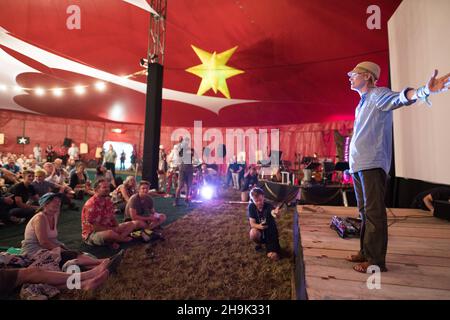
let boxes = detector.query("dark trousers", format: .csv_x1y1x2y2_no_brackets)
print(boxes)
8,207,36,220
105,162,116,178
352,168,388,266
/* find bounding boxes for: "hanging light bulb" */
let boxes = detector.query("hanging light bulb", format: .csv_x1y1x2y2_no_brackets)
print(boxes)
74,85,86,95
95,81,106,91
52,88,63,97
35,87,45,96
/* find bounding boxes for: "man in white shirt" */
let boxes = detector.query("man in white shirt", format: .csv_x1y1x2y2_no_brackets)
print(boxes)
68,143,80,161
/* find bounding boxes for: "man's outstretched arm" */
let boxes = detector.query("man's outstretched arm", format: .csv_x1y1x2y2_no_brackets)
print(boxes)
406,70,450,101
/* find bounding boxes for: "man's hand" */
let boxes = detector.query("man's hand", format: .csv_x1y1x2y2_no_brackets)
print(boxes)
259,223,268,230
427,70,450,94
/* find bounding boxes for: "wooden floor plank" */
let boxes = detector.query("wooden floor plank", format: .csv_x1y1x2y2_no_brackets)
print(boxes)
303,247,450,268
298,205,450,300
306,277,450,300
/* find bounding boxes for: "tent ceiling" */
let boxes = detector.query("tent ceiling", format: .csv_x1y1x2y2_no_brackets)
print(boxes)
0,0,402,126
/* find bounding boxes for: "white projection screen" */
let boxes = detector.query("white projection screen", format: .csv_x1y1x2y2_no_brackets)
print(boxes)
388,0,450,185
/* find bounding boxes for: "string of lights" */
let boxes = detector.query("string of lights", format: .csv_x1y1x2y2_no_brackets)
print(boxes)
0,69,147,97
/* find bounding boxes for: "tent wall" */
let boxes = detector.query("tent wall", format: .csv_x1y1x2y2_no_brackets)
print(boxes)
0,111,353,164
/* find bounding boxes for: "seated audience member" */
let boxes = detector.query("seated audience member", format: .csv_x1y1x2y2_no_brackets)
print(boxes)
95,165,116,191
3,158,20,175
22,193,110,270
0,261,111,299
52,158,70,185
66,158,77,175
42,162,78,211
8,170,40,221
69,163,94,199
411,187,450,213
81,178,139,249
124,181,166,233
0,167,19,185
16,155,27,171
199,163,217,185
26,158,41,171
247,187,282,261
241,166,259,202
111,176,137,213
32,169,60,197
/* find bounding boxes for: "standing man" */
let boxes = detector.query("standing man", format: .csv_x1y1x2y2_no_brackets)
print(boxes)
33,143,42,164
68,143,80,161
174,138,194,207
158,145,167,193
120,151,126,171
104,144,117,178
346,61,450,273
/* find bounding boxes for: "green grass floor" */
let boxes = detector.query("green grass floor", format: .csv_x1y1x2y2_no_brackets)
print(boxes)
0,195,199,258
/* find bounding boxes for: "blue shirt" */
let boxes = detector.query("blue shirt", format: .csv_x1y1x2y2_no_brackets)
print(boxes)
349,87,415,175
3,164,20,174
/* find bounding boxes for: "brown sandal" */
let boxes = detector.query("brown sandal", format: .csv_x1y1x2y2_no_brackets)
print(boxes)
345,253,367,263
353,262,388,273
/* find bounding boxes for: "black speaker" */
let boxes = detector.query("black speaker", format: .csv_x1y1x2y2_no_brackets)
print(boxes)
63,138,72,147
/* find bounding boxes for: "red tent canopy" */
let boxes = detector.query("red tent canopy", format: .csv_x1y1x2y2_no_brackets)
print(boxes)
0,0,401,127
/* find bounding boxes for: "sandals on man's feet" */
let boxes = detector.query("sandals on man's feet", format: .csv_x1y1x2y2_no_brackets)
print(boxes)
353,262,388,273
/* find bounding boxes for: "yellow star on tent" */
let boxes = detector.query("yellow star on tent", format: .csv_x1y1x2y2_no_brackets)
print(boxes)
185,45,244,99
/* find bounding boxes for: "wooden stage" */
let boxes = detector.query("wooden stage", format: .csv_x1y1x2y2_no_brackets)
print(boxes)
296,205,450,300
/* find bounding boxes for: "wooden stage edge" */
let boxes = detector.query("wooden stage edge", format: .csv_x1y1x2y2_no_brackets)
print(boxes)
296,205,450,300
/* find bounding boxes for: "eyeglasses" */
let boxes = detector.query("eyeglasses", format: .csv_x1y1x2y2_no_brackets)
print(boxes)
348,72,363,78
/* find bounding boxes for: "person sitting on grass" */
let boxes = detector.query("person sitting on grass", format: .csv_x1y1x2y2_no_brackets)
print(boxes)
8,169,40,222
31,169,60,197
69,163,94,199
95,164,116,192
248,187,281,261
81,178,139,249
111,175,137,214
42,162,78,211
124,180,166,241
22,192,110,271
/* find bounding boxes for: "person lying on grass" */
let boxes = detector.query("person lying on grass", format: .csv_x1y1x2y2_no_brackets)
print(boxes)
81,178,140,249
124,180,166,242
0,250,125,299
247,187,281,261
